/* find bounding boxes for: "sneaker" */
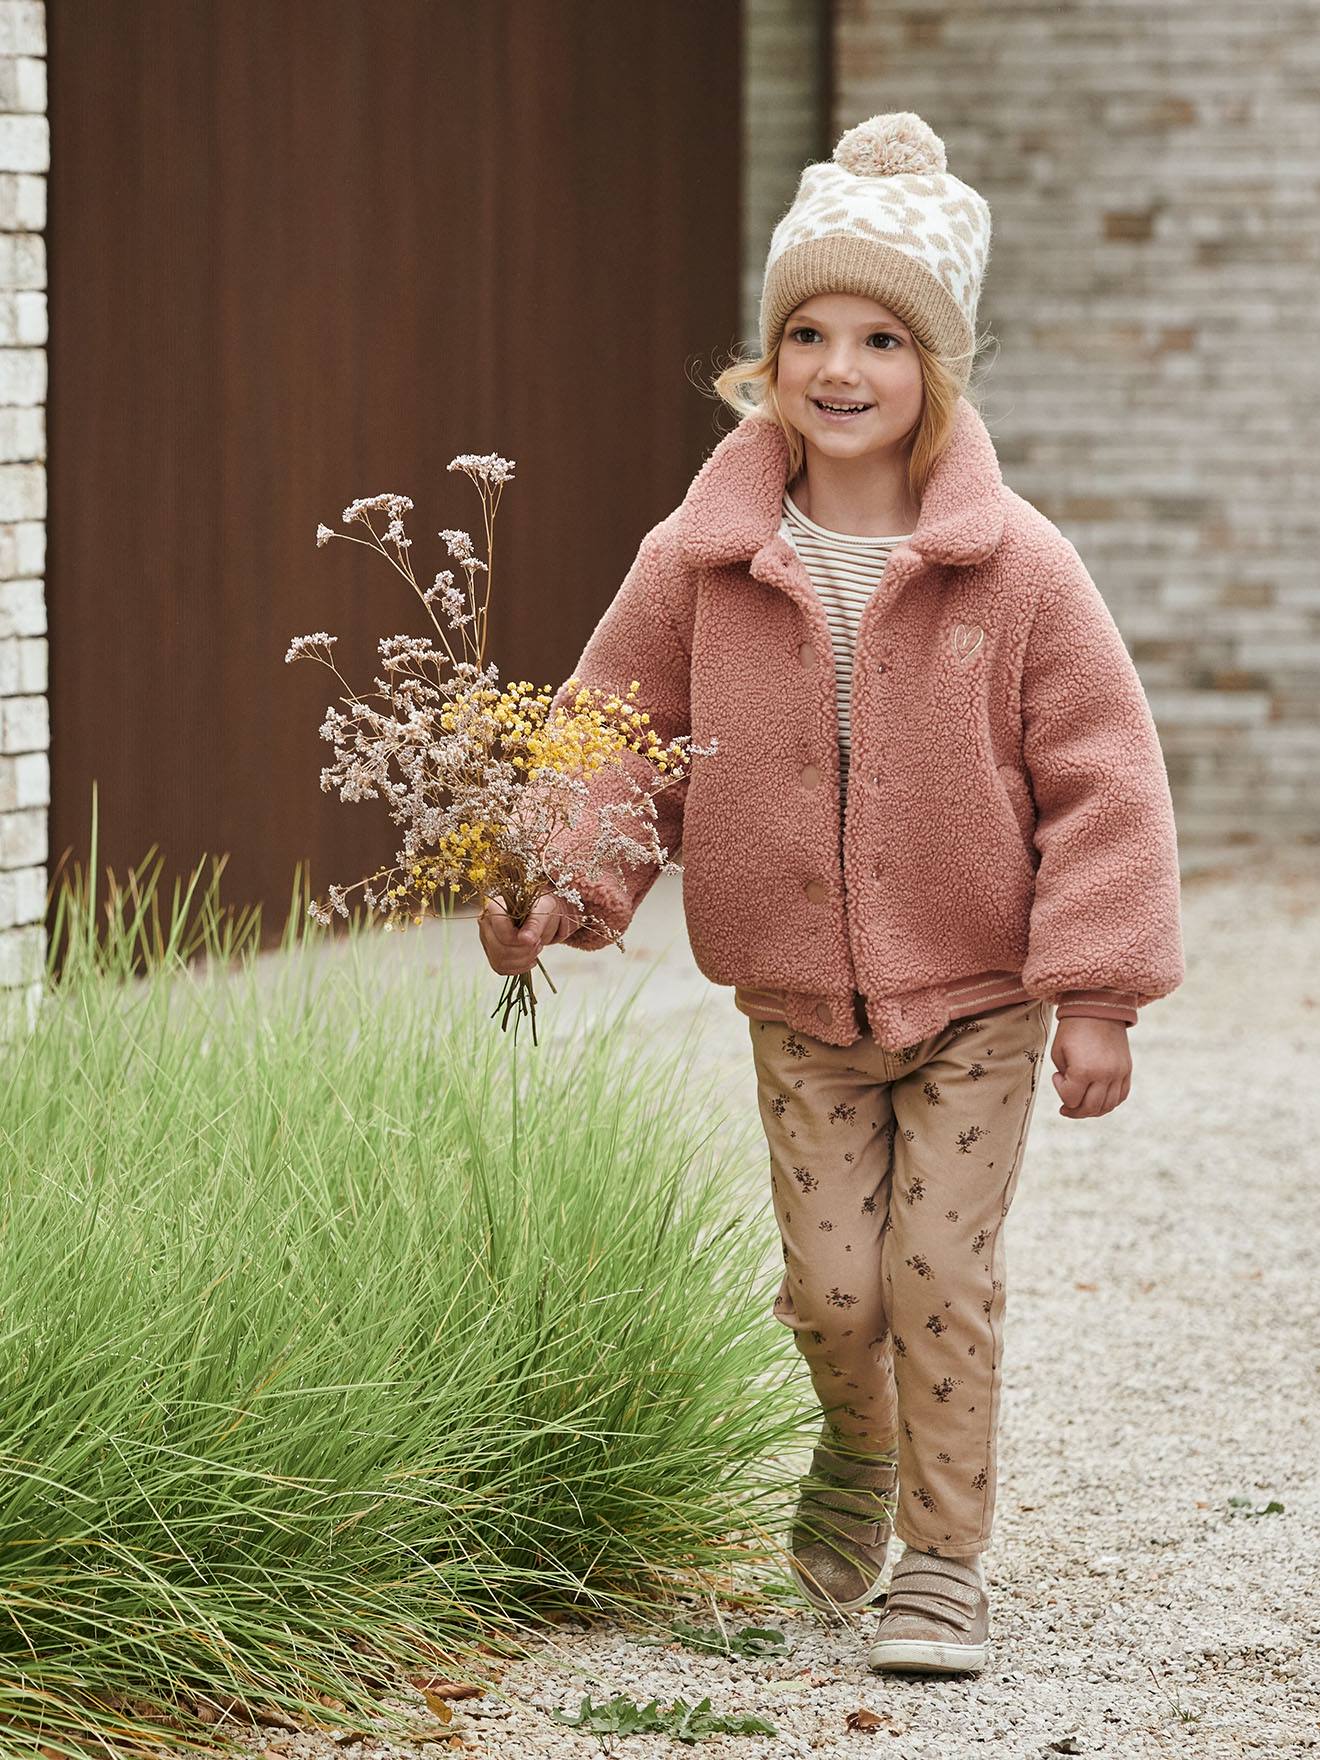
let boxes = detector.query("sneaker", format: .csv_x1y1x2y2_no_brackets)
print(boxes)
788,1427,898,1615
866,1546,989,1674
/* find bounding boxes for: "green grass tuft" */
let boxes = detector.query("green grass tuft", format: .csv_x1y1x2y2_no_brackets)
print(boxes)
0,801,811,1755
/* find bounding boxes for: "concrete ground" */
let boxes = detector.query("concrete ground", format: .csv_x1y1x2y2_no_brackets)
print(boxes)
226,846,1320,1757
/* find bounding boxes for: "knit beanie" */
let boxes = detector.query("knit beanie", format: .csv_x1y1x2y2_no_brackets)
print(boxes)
758,112,993,387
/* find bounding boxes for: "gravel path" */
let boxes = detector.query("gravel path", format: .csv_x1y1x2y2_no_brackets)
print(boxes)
214,851,1320,1756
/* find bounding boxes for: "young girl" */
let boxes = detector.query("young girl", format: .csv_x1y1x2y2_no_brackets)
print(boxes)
480,111,1184,1676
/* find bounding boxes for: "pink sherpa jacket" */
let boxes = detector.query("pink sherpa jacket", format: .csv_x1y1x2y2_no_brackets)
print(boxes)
545,396,1185,1051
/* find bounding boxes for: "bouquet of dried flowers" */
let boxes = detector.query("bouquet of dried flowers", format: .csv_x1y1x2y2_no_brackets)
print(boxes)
288,452,713,1044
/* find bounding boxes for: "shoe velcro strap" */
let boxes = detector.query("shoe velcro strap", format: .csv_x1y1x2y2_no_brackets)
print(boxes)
887,1569,981,1612
794,1506,887,1548
802,1480,895,1521
880,1588,973,1633
810,1446,899,1490
892,1552,981,1586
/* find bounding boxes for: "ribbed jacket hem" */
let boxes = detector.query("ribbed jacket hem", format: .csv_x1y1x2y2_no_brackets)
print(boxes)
732,968,1138,1042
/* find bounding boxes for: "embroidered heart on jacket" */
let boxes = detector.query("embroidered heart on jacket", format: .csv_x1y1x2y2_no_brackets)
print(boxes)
952,621,984,661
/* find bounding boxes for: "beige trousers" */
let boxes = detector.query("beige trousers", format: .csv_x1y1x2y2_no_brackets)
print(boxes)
748,997,1052,1556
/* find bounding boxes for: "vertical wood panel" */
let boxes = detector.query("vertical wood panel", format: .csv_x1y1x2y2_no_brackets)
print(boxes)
48,0,742,936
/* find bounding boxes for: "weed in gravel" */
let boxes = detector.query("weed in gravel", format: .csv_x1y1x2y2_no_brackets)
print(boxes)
631,1621,789,1657
1226,1494,1285,1517
1146,1662,1203,1725
549,1691,778,1742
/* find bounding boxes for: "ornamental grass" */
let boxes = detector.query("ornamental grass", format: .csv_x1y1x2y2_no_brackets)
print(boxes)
0,810,809,1757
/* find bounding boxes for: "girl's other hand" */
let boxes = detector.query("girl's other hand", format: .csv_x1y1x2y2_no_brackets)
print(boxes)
1049,1017,1133,1118
478,892,583,975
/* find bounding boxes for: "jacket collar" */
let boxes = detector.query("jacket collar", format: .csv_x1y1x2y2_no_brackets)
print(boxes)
674,393,1006,572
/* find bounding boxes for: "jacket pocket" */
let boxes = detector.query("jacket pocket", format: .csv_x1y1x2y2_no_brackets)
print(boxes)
995,762,1040,869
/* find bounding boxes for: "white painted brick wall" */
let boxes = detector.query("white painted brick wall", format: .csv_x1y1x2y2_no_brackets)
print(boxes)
832,0,1320,855
0,0,43,1039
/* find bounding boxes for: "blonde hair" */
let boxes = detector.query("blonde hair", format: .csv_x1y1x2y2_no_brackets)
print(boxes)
707,319,991,509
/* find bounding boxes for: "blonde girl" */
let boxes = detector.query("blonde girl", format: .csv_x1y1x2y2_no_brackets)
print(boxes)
481,112,1183,1677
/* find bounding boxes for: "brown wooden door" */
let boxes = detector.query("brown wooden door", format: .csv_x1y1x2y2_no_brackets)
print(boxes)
48,0,742,941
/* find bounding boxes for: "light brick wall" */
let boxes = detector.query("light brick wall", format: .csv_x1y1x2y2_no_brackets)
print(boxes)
829,0,1320,861
743,0,830,346
0,0,45,1036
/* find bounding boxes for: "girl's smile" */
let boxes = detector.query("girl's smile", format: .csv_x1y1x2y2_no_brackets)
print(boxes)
809,397,876,423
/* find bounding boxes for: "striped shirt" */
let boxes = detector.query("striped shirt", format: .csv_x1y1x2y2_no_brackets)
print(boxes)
765,487,1138,1029
779,488,910,800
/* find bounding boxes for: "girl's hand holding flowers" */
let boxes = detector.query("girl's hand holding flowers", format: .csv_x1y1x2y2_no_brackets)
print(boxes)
478,891,582,974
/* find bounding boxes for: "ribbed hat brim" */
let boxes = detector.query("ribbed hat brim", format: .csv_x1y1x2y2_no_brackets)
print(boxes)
760,236,975,380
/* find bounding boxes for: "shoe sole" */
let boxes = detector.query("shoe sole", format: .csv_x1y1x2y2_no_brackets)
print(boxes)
788,1556,887,1614
867,1637,989,1674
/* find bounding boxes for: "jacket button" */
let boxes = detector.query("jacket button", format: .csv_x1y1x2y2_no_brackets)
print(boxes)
815,1001,832,1024
800,764,822,788
798,641,817,669
804,879,828,904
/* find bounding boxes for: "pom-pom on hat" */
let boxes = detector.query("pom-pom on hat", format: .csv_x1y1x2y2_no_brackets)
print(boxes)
758,111,992,387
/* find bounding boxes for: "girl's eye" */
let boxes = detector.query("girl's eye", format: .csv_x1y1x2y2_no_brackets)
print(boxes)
789,326,899,349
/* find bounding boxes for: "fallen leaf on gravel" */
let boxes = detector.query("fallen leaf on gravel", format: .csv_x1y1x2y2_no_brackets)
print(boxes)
847,1706,901,1731
252,1707,300,1730
409,1680,483,1703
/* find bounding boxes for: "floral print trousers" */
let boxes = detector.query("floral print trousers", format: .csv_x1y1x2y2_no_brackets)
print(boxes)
747,997,1053,1555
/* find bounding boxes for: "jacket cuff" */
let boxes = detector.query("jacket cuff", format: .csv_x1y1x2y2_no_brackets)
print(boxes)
554,885,622,952
1053,988,1138,1026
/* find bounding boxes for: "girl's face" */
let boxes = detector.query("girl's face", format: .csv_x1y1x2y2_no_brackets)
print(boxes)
776,292,925,461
